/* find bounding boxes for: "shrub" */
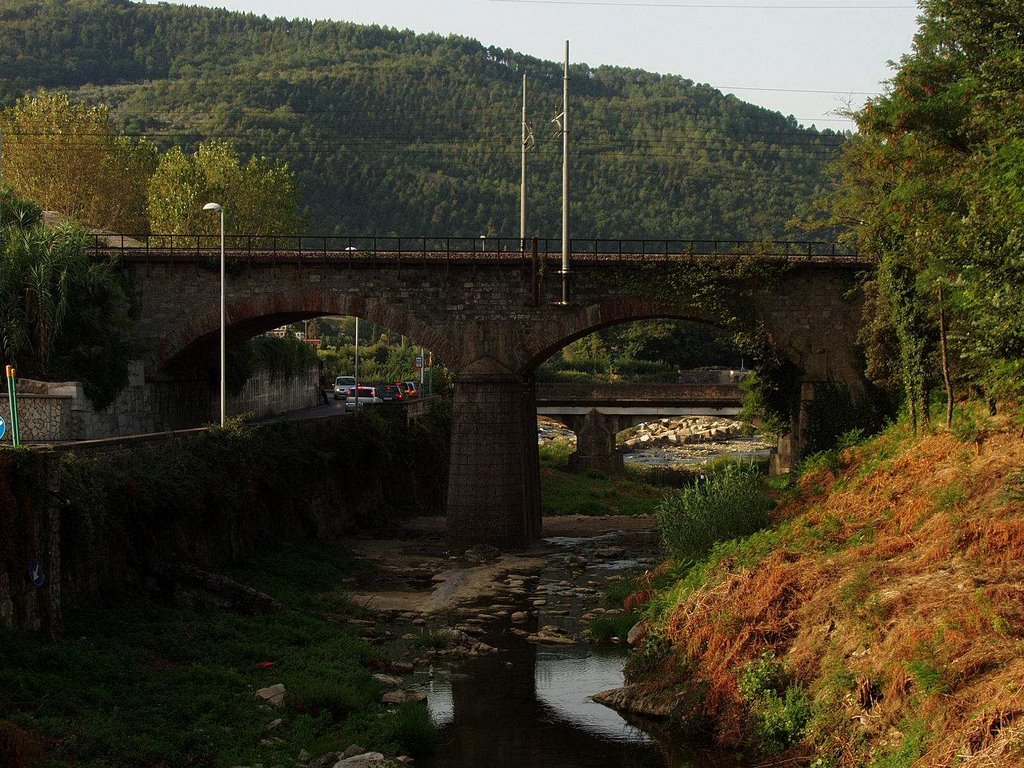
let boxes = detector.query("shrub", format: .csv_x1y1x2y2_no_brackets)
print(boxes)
739,651,812,753
589,611,638,642
656,462,772,562
539,438,573,469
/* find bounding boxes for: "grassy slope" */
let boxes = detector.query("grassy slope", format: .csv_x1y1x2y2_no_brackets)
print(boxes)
634,418,1024,767
0,540,434,767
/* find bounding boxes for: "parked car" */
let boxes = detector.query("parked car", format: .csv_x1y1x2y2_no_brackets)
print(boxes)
377,383,404,402
333,376,356,400
345,386,382,410
399,380,421,398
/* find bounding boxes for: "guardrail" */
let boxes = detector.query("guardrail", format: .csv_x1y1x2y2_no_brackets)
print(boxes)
90,234,865,264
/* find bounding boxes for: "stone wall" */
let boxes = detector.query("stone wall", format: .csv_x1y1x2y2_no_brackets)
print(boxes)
0,362,319,443
0,405,449,633
0,394,71,442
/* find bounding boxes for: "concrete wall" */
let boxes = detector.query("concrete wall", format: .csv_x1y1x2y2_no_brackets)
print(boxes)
228,364,319,419
0,362,319,443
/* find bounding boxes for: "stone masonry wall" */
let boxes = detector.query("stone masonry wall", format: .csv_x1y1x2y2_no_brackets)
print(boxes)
0,407,449,633
0,395,71,442
0,362,320,443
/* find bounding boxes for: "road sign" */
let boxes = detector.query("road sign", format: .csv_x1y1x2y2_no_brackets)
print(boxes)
414,356,423,370
0,415,5,441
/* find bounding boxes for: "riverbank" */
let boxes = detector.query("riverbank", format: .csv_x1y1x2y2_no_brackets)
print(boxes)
0,539,433,768
0,515,683,768
608,415,1024,767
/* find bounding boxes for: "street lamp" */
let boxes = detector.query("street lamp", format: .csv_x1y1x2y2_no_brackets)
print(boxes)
202,202,226,427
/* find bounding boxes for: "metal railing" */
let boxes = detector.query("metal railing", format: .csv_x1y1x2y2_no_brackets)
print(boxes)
90,233,864,264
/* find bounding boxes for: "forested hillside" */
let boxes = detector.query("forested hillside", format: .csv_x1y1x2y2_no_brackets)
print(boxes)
0,0,844,237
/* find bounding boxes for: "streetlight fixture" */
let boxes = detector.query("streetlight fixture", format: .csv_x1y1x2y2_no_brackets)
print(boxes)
202,202,226,427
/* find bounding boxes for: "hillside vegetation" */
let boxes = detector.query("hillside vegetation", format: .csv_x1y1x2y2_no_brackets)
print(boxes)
623,416,1024,766
0,0,842,238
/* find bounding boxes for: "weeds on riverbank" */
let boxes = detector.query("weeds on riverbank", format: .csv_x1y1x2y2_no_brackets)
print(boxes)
656,461,772,561
631,415,1024,766
0,540,436,767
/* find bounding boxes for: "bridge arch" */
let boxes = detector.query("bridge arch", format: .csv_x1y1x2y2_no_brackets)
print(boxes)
518,297,737,376
155,288,458,374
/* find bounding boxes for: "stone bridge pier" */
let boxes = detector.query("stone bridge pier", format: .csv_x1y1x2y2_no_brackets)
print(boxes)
445,365,542,549
564,409,626,475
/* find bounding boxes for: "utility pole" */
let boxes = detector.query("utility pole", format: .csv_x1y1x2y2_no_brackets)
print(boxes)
520,73,532,248
353,316,360,413
560,41,570,305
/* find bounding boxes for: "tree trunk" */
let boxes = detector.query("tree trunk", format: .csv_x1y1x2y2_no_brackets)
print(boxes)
937,285,954,428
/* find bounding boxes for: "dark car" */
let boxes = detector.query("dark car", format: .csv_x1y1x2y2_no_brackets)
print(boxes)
377,383,404,403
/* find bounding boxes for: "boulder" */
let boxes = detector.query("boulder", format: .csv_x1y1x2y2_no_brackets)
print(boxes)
382,689,427,704
255,683,286,707
334,753,385,766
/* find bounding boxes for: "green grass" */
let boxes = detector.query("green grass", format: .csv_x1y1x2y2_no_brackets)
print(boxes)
867,717,928,768
539,438,663,516
656,461,773,561
540,465,663,516
0,540,435,767
589,611,639,642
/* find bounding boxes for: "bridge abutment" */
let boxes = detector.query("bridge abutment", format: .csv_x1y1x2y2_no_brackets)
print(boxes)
445,368,541,550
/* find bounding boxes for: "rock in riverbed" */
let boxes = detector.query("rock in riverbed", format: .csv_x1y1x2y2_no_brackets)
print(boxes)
592,684,683,719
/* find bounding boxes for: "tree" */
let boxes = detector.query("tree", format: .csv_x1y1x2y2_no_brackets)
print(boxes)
147,140,305,239
0,90,156,232
0,188,134,408
818,0,1024,422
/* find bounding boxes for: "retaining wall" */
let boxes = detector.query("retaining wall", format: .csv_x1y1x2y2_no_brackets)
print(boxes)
0,362,320,443
0,405,449,634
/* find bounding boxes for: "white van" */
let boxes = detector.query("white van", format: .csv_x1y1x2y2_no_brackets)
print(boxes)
333,376,356,400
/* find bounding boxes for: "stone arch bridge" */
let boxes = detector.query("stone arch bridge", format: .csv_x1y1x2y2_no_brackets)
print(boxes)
98,236,870,549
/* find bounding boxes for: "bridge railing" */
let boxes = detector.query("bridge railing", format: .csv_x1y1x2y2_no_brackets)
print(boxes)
90,234,862,263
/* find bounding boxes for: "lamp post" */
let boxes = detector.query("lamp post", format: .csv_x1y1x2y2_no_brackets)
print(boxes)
202,202,226,427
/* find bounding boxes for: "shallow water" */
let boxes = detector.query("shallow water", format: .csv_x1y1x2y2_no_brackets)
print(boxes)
412,532,736,768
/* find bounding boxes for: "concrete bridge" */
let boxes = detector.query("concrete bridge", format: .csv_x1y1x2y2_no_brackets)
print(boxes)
96,235,870,549
536,381,744,474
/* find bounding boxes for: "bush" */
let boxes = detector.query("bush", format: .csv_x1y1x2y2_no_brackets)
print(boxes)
739,651,812,753
656,462,773,561
589,611,638,642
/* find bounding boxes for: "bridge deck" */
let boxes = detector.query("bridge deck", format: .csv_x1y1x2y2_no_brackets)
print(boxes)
535,382,744,417
92,235,871,267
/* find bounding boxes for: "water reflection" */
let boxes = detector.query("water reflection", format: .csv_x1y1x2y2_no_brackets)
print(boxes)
420,619,665,768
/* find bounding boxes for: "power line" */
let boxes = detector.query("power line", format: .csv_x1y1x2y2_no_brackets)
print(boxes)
481,0,914,8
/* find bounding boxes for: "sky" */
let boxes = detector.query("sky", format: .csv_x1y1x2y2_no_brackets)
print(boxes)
171,0,921,132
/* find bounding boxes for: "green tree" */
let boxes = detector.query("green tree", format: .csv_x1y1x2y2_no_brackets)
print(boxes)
147,140,305,238
817,0,1024,422
0,90,156,232
0,188,134,407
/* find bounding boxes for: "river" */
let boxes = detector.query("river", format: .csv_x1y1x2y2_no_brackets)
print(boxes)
350,521,740,768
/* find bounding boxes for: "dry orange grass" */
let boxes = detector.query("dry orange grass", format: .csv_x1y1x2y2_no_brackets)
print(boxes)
0,721,45,768
651,422,1024,764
